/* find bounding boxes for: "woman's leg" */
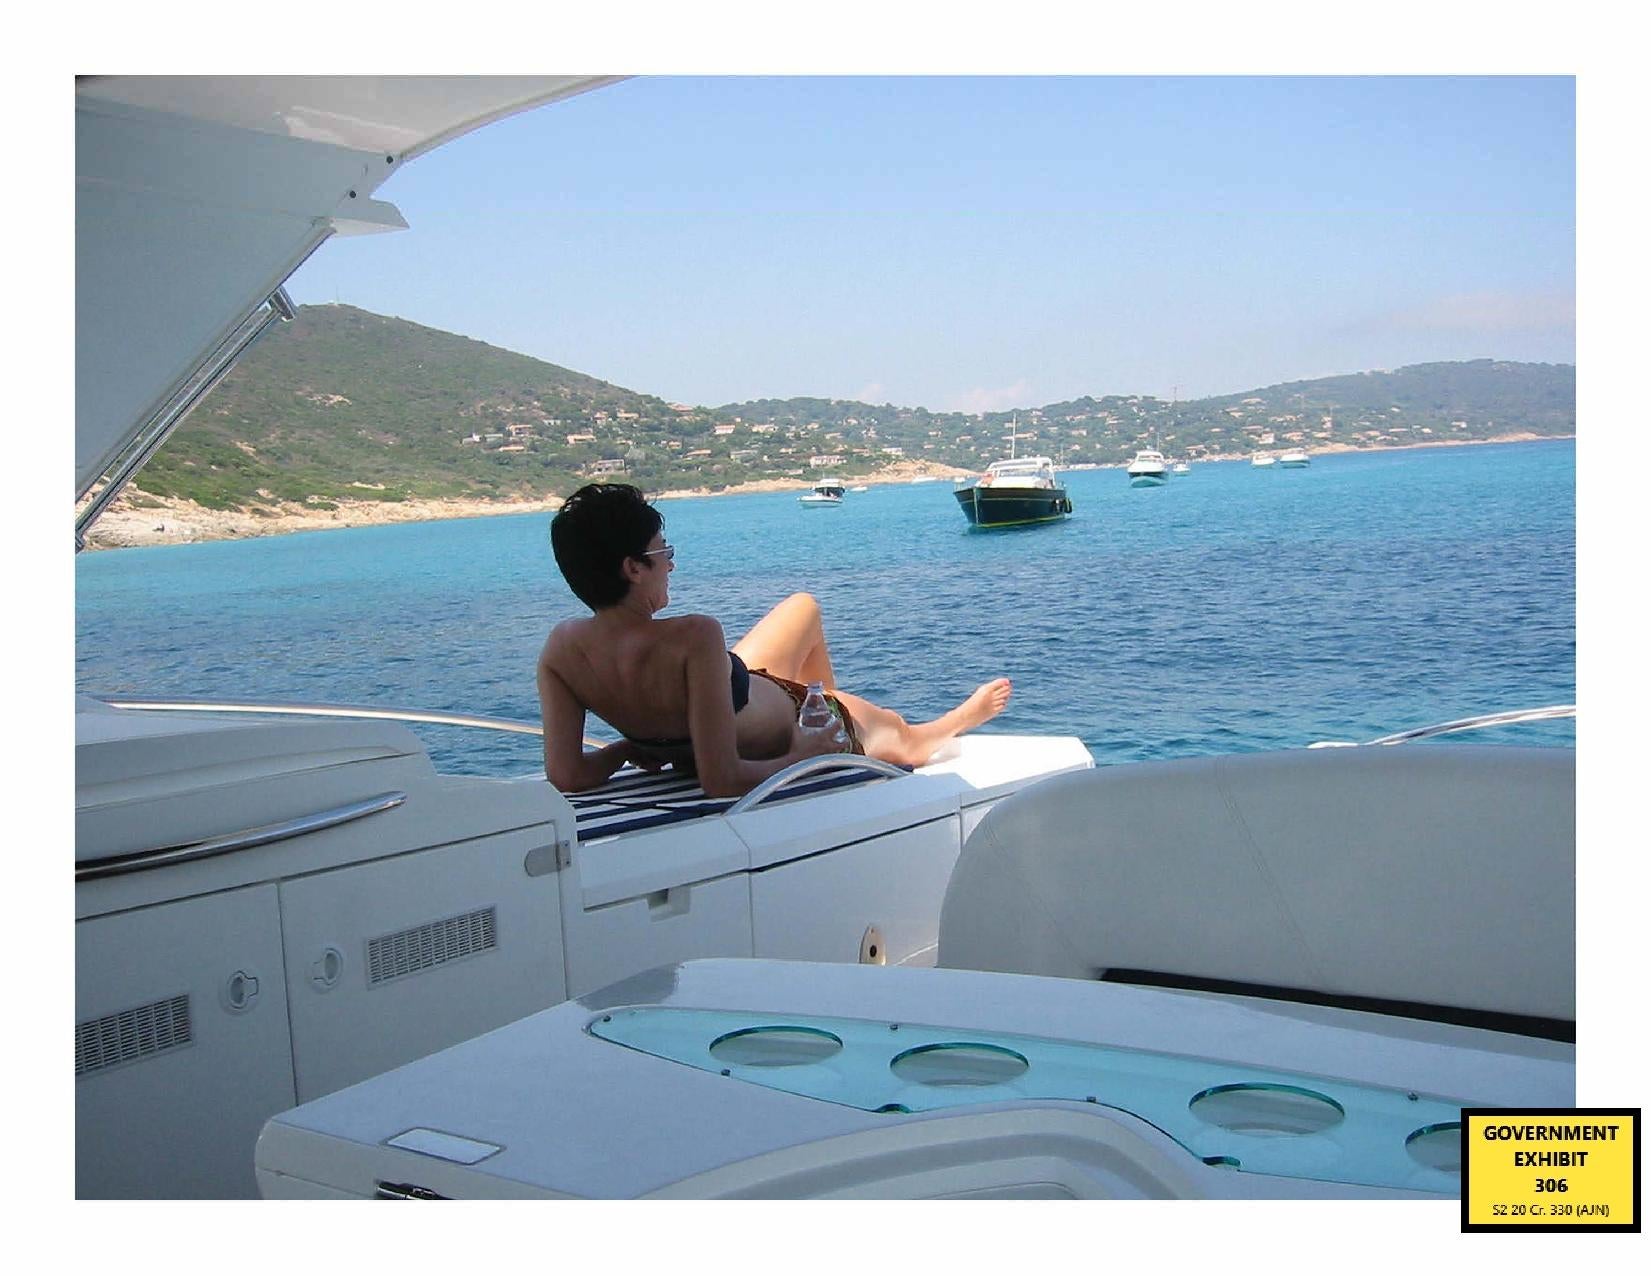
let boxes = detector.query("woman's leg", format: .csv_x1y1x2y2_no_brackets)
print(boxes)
732,592,837,687
831,679,1013,768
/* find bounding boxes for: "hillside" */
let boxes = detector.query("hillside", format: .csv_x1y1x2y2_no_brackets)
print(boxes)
127,304,1575,513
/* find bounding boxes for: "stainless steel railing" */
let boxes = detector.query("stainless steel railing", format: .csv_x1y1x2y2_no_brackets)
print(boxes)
77,791,406,882
726,755,909,814
89,696,906,818
1309,704,1575,749
97,695,614,749
76,286,303,549
1364,704,1575,746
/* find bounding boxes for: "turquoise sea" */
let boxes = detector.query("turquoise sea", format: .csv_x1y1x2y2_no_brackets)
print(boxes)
75,440,1576,776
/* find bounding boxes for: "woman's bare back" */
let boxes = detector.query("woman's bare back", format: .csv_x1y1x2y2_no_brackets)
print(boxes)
542,613,795,757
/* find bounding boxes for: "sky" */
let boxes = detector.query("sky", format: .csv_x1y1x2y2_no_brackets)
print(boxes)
287,75,1576,413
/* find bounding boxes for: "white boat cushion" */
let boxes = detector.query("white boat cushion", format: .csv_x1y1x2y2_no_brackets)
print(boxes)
937,745,1574,1023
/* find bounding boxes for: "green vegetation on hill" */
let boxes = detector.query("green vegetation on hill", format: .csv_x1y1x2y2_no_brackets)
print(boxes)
135,304,1575,511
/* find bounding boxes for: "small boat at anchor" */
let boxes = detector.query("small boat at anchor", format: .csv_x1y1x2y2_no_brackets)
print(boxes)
1252,452,1277,468
953,416,1071,528
954,456,1071,528
1127,448,1170,487
799,479,845,506
1279,448,1310,468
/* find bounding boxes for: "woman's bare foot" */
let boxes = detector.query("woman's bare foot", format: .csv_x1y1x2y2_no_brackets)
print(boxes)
837,677,1013,769
921,677,1012,743
956,677,1012,732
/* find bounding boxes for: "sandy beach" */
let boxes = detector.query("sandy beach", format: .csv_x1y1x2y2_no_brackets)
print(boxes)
79,436,1562,551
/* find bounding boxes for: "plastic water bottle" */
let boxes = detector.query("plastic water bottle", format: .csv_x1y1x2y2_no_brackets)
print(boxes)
798,681,836,734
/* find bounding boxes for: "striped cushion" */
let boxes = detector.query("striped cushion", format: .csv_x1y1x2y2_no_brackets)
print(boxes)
567,764,900,841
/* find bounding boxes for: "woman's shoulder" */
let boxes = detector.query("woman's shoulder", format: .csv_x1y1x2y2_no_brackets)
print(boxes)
656,612,727,647
540,616,591,661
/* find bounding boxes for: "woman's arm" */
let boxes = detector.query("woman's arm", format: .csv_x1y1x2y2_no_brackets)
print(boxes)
682,616,845,798
537,653,643,792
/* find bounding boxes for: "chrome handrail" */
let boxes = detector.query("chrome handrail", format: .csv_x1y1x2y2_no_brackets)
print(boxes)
77,791,406,882
726,755,909,814
1365,704,1575,746
76,285,304,549
1308,704,1576,749
95,695,611,749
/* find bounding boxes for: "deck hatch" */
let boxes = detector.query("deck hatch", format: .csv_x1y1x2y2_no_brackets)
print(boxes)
76,993,192,1076
367,906,497,986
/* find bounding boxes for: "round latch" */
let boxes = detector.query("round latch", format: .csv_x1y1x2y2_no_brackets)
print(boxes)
860,925,886,966
223,970,261,1013
309,946,344,992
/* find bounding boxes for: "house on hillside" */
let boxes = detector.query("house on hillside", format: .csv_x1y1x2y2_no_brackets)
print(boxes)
566,432,596,446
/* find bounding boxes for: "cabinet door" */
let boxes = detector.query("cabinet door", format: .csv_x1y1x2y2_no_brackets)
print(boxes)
76,884,295,1199
279,826,566,1102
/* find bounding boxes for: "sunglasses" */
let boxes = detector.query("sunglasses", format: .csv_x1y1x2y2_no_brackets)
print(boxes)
640,543,675,563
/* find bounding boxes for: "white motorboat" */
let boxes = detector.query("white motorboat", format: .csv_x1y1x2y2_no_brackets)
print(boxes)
799,478,845,505
1171,459,1191,475
259,732,1575,1200
1252,452,1277,467
74,77,1577,1207
1126,448,1170,487
1279,448,1311,468
72,77,1092,1200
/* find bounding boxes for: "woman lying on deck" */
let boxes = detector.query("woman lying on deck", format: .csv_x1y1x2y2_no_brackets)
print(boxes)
538,482,1012,797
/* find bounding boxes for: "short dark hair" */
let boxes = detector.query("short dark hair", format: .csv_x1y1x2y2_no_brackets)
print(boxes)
550,483,664,609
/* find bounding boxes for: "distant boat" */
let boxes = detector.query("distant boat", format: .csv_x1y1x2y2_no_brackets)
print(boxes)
1126,448,1169,487
1279,448,1310,468
849,485,869,492
955,457,1071,528
799,478,845,506
1251,452,1277,468
1171,459,1191,475
909,475,939,485
953,417,1071,528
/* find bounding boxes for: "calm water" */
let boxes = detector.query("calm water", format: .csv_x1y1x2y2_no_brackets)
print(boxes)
76,440,1576,776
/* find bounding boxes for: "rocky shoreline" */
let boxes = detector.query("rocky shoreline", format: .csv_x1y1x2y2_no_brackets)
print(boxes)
79,436,1563,551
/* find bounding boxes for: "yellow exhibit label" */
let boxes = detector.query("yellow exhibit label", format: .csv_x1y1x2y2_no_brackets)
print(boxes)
1462,1108,1640,1231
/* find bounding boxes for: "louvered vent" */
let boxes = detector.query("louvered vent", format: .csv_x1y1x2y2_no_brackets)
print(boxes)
367,906,498,986
76,994,192,1077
